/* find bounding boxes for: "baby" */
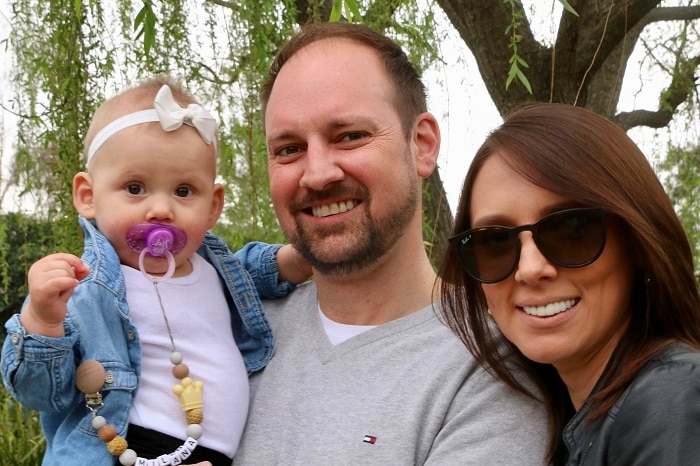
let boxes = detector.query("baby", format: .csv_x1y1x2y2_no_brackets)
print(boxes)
1,76,309,466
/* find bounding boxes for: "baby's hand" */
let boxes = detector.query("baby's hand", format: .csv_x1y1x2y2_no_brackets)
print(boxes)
277,244,312,284
21,253,90,336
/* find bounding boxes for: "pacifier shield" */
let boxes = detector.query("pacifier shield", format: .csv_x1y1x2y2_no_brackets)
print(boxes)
126,224,187,257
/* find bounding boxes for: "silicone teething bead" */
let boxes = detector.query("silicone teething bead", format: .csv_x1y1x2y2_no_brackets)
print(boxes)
170,351,184,365
186,423,203,439
146,227,175,256
92,416,107,429
118,449,138,466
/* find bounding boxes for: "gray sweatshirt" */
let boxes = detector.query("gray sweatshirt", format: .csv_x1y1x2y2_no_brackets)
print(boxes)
234,281,548,465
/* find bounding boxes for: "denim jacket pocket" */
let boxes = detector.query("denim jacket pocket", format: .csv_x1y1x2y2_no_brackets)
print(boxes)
75,362,138,436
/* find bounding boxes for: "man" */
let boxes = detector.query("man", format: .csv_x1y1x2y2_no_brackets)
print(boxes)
234,22,548,465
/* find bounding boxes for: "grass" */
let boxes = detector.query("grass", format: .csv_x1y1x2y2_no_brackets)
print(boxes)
0,383,45,465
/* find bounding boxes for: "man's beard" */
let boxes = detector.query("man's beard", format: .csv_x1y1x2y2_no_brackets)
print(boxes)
289,180,419,277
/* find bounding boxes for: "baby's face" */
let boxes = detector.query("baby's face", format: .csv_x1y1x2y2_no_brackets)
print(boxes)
84,122,222,276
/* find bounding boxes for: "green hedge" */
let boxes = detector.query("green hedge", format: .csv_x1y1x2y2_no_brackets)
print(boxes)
0,384,45,464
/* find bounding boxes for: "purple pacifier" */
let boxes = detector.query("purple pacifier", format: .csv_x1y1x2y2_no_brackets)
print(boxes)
126,224,187,257
127,224,187,282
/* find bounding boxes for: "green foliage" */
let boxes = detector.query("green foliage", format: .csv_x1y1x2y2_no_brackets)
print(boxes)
0,213,60,326
330,0,363,22
0,384,45,465
421,181,435,268
659,22,698,115
503,0,578,93
558,0,579,17
503,0,531,93
134,0,158,54
658,144,700,278
9,0,105,253
5,0,443,252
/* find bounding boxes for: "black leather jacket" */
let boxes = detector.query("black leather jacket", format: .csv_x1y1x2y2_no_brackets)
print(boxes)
562,342,700,465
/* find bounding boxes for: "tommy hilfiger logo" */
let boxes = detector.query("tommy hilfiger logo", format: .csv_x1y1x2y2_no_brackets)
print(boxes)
363,435,377,444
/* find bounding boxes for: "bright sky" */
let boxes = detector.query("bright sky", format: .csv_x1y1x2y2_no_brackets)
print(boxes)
0,2,693,215
426,1,690,213
0,2,501,214
425,22,501,213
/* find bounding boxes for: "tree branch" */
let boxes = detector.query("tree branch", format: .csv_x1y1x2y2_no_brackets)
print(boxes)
614,52,700,131
207,0,238,10
614,108,673,130
644,5,700,24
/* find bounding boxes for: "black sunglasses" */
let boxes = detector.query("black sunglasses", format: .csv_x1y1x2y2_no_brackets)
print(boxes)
449,208,607,284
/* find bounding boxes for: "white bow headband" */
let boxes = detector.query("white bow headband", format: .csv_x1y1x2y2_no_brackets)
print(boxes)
87,84,218,163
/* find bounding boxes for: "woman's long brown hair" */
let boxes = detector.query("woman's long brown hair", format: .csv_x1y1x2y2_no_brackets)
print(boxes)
439,103,700,463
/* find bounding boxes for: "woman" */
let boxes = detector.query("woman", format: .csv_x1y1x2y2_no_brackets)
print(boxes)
439,103,700,465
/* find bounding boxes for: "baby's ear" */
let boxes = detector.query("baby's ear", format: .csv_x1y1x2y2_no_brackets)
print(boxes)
73,172,96,218
209,183,225,228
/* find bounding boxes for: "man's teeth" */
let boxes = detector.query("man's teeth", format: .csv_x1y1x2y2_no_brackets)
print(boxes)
523,299,576,317
312,200,357,217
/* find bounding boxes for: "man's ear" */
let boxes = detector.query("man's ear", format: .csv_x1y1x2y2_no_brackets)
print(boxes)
73,172,96,218
209,183,225,228
412,112,441,178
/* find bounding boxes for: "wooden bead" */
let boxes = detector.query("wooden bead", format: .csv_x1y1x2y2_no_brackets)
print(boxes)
98,424,117,442
106,435,128,456
186,408,203,424
75,360,106,394
172,363,189,379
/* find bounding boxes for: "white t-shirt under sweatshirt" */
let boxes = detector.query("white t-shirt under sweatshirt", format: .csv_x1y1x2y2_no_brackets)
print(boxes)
122,253,248,458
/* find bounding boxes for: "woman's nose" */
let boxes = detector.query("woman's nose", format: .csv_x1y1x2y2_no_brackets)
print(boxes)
513,232,558,283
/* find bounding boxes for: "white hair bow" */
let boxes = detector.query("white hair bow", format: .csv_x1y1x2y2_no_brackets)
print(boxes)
154,84,217,145
87,84,218,163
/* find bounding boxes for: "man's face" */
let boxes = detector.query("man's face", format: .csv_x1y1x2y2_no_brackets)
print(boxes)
264,39,421,277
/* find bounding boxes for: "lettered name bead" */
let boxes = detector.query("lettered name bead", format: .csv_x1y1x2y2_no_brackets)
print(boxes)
176,443,193,458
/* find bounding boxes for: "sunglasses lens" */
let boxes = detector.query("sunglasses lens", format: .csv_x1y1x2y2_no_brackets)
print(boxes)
452,208,606,284
537,209,606,267
457,228,518,283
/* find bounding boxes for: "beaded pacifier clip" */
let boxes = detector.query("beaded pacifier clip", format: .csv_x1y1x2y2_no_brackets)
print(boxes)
76,224,205,466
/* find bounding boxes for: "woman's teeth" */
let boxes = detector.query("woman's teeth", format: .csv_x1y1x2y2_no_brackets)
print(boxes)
522,299,576,317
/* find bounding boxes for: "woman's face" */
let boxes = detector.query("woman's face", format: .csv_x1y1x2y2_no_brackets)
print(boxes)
469,153,634,389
